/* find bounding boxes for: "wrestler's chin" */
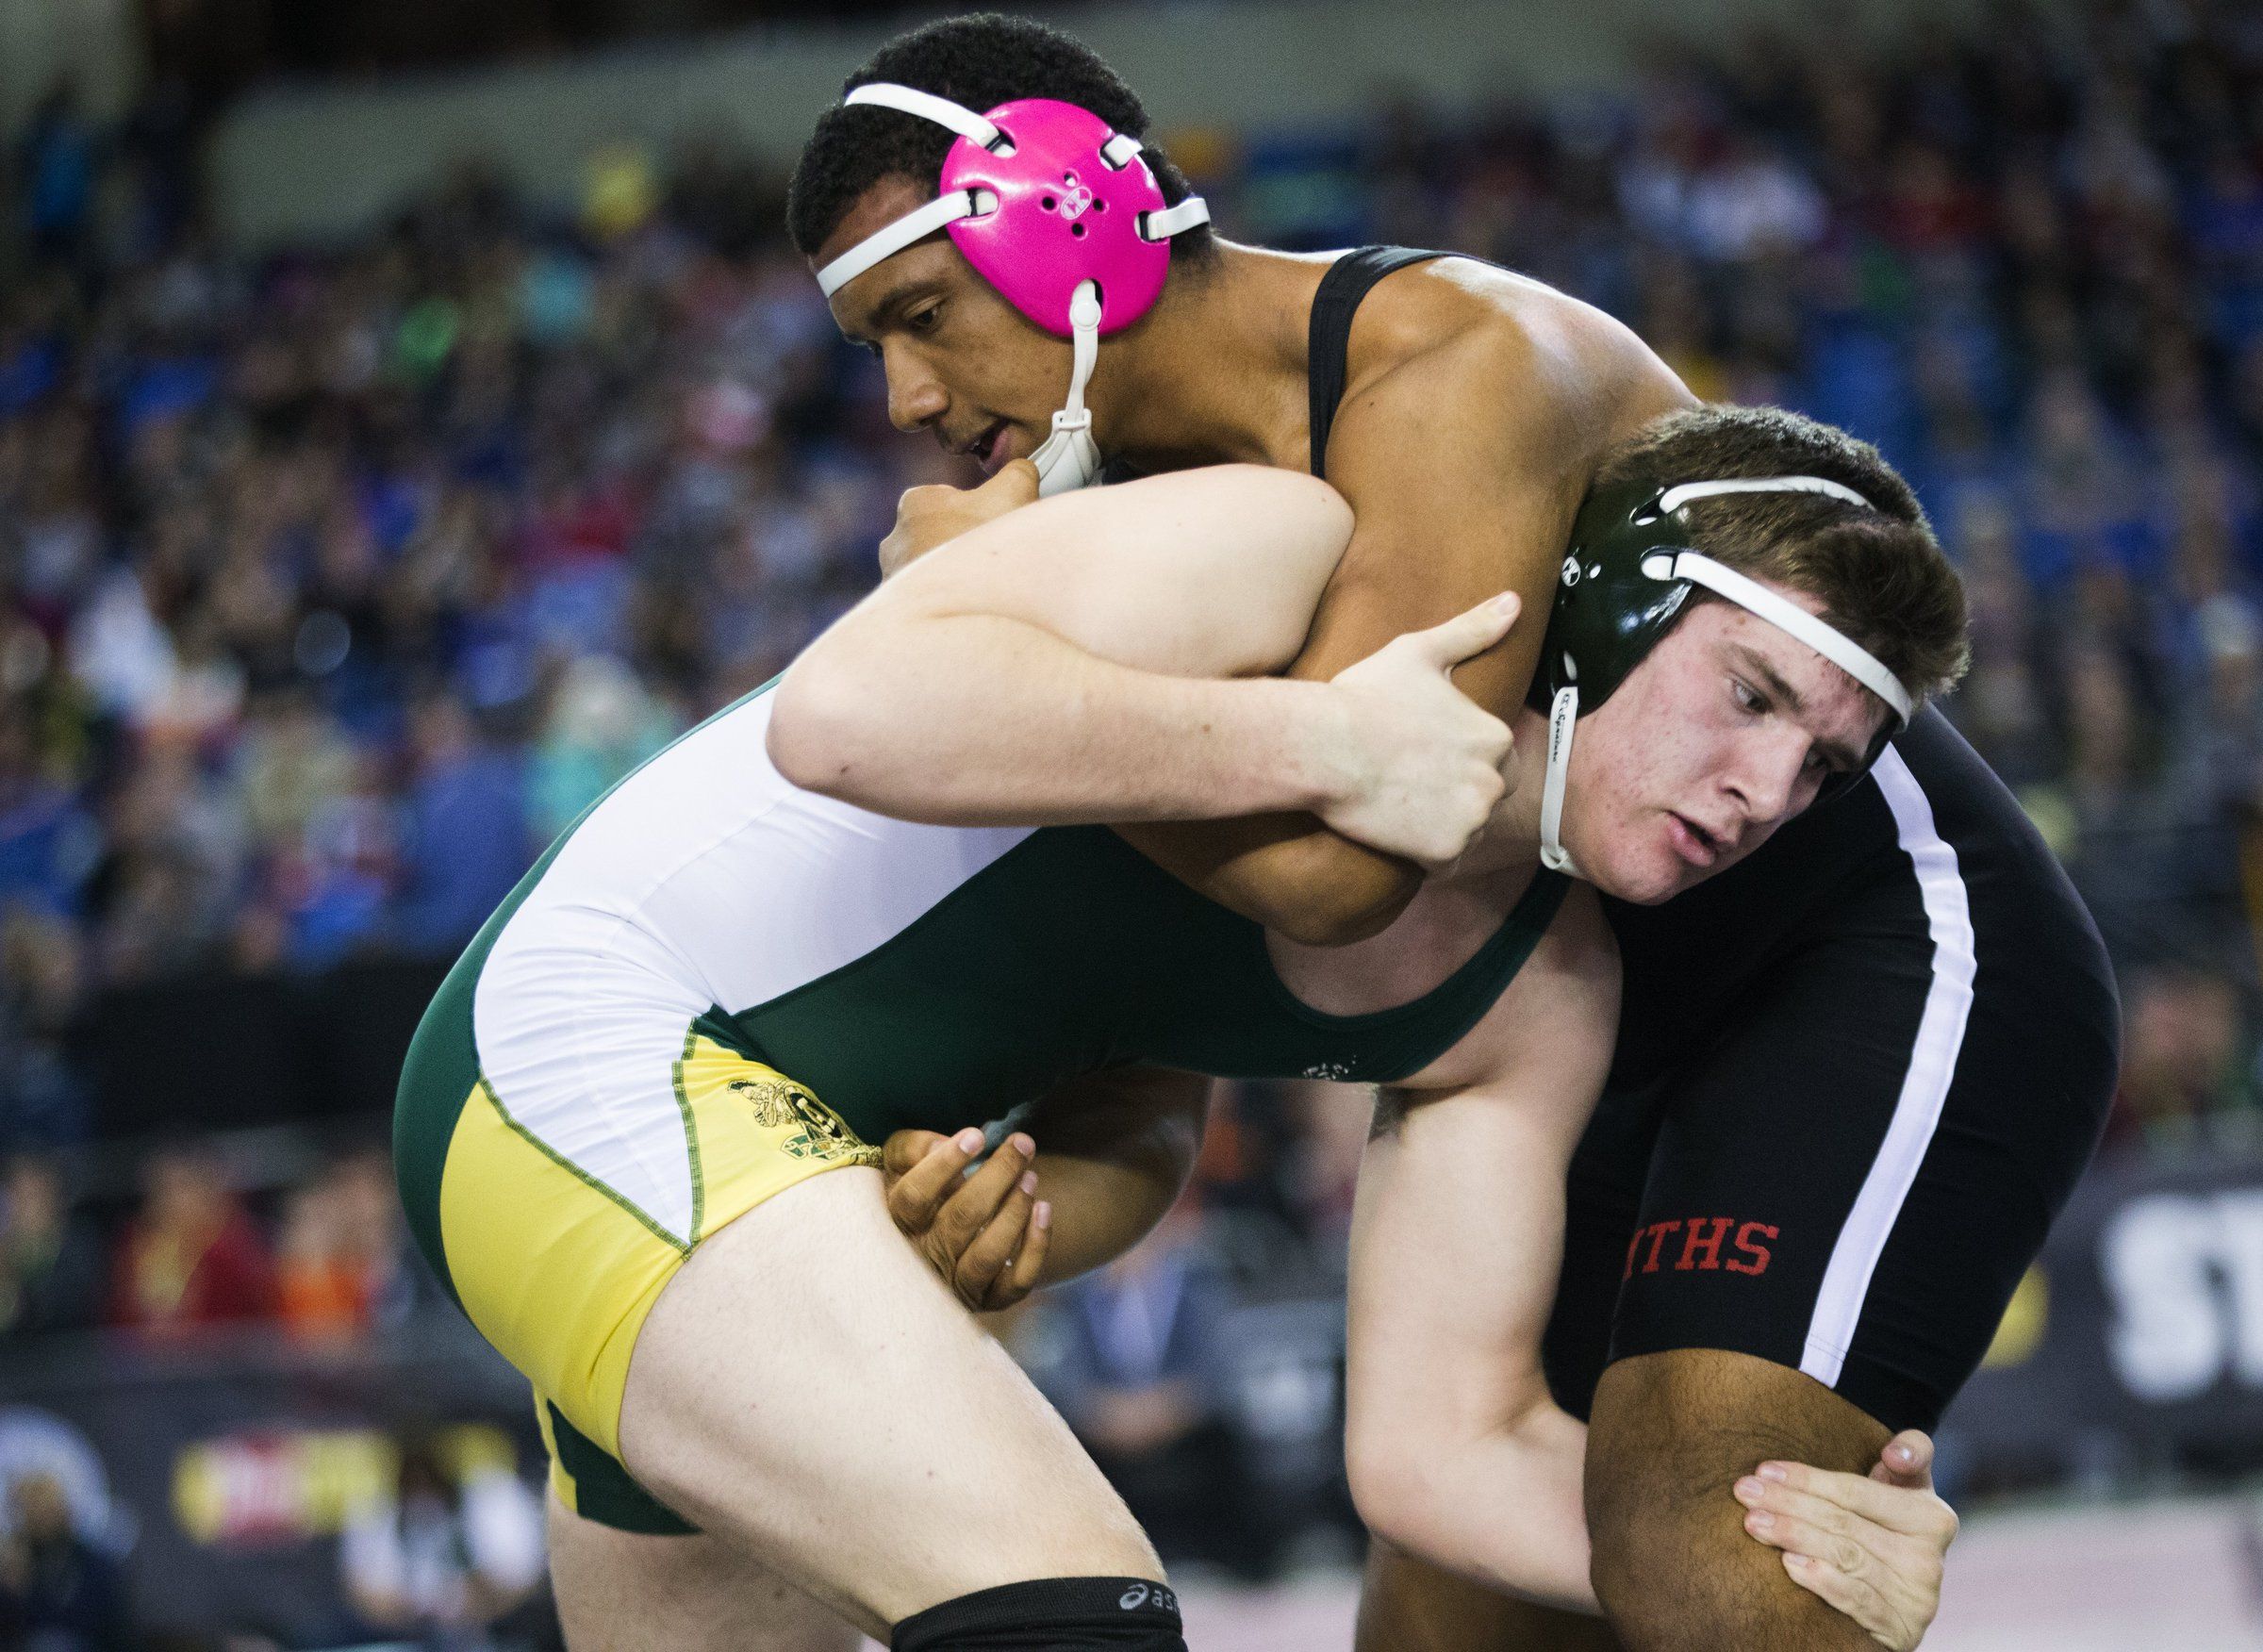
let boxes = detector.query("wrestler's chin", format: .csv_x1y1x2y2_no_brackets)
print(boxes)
1574,836,1686,907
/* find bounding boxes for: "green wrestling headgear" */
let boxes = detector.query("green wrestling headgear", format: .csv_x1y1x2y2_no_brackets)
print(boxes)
1528,474,1917,877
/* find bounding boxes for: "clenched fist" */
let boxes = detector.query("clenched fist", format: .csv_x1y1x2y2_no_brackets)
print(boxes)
879,459,1042,580
1317,592,1522,867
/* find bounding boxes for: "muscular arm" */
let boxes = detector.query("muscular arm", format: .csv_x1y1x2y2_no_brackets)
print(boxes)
1121,271,1696,943
768,465,1355,826
1343,884,1621,1612
1020,1066,1210,1285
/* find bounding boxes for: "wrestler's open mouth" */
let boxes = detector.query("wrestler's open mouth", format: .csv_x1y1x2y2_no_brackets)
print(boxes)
974,421,1010,471
1669,812,1720,867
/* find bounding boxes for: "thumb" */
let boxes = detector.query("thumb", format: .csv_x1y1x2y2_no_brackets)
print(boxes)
985,457,1042,505
1404,591,1522,670
883,1129,949,1181
1871,1429,1935,1489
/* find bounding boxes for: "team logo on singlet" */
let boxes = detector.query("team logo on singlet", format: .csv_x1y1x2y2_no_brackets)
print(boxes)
728,1077,871,1162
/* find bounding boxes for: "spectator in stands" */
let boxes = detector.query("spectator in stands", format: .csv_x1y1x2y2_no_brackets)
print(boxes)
525,654,674,841
275,1170,363,1344
107,1145,273,1337
339,1429,543,1645
15,81,99,273
2104,965,2254,1158
0,1159,100,1338
277,1146,429,1341
329,1145,431,1327
393,687,526,955
0,1469,124,1652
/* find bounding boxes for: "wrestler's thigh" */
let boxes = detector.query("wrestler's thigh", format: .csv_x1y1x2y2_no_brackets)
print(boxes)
618,1164,1160,1639
1584,1348,1887,1652
1356,1540,1622,1652
547,1489,860,1652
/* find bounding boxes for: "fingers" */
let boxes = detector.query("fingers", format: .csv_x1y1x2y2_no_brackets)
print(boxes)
883,1129,950,1181
1738,1476,1875,1550
1870,1430,1934,1490
1738,1466,1947,1651
931,1132,1035,1256
1779,1551,1907,1648
995,1199,1051,1308
1748,1459,1957,1541
1740,1489,1910,1640
953,1167,1038,1304
1403,591,1521,669
884,1128,984,1234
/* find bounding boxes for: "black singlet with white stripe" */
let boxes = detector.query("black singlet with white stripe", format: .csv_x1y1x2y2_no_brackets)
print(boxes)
1308,247,2119,1431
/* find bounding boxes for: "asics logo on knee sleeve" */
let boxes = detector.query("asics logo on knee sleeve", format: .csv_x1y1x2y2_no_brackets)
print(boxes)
1118,1586,1147,1610
1118,1583,1177,1612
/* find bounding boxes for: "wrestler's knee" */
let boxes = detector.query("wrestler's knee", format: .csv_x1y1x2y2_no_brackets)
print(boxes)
1584,1349,1884,1652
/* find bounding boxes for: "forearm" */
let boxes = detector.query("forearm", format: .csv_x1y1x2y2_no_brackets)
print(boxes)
771,613,1348,827
1027,1144,1191,1285
1022,1066,1207,1284
1115,816,1420,946
1366,1402,1600,1615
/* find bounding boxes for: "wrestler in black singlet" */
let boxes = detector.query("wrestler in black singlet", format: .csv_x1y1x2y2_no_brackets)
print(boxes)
1310,248,2119,1432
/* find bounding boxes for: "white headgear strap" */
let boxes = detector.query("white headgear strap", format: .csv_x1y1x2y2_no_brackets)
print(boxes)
816,188,994,299
1536,472,1914,878
1538,684,1581,874
1652,551,1913,722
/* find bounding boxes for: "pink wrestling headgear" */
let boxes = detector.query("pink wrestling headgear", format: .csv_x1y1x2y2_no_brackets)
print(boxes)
815,84,1212,496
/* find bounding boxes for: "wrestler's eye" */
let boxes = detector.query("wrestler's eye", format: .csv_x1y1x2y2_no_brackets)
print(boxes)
908,302,943,333
1730,677,1766,715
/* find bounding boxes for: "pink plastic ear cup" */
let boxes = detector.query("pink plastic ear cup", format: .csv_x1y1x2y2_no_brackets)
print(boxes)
937,98,1171,338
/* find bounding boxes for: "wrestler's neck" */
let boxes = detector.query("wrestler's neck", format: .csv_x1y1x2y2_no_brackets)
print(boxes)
1087,240,1333,473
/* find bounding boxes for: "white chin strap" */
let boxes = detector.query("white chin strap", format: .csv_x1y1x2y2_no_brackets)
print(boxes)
1537,473,1915,879
1029,281,1104,495
815,82,1211,497
1539,683,1581,874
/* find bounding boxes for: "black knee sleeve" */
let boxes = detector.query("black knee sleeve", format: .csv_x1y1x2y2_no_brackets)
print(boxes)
891,1577,1185,1651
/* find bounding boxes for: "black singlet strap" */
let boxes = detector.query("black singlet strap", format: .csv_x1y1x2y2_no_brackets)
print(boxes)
1307,246,1451,478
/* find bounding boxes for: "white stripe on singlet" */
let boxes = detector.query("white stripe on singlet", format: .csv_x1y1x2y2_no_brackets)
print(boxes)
1798,748,1977,1387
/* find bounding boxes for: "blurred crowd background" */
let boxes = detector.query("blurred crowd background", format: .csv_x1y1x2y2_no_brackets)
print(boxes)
5,0,2263,1644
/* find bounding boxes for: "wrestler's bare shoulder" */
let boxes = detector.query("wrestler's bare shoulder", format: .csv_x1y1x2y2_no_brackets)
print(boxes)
1333,256,1695,457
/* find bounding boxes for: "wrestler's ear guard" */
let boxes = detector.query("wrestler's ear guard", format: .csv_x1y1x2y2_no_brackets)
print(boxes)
816,86,1211,495
1528,475,1915,877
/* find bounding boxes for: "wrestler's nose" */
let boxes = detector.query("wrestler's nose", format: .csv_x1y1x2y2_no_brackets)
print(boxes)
1730,730,1808,827
882,344,949,434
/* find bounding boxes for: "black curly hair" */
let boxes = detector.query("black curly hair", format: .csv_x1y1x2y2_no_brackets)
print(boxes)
788,13,1214,265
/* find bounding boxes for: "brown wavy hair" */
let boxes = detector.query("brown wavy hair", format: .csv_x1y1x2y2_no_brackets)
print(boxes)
1596,405,1971,705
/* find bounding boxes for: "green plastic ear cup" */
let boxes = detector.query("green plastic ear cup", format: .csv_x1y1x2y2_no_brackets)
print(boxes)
1526,477,1699,719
